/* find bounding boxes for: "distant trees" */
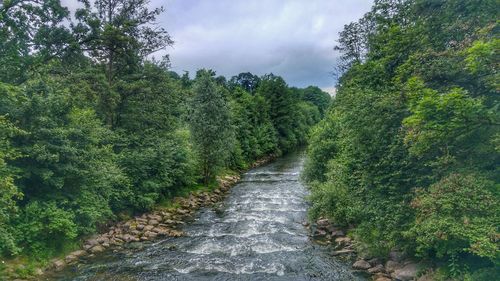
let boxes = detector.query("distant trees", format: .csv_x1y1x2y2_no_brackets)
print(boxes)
305,0,499,279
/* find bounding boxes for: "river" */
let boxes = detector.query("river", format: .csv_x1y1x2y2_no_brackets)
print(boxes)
48,151,364,281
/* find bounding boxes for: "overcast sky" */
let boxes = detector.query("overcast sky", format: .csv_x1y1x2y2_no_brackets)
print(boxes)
63,0,373,93
151,0,373,93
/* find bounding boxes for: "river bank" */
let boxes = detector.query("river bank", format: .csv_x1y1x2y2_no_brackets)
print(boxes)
308,218,434,281
40,151,363,280
2,155,277,281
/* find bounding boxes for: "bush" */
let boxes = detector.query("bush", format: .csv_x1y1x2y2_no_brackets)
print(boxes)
16,201,77,257
407,173,499,261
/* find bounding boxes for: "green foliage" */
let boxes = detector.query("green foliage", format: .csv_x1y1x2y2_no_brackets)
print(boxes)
16,201,77,257
306,0,499,278
189,70,234,184
407,173,499,259
0,116,23,256
0,0,325,273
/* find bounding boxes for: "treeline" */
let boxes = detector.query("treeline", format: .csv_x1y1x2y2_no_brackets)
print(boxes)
0,0,330,265
305,0,498,280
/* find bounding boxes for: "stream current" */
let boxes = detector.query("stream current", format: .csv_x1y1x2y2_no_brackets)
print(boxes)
49,151,364,281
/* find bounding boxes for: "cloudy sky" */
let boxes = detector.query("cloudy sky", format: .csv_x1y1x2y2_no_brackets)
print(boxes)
150,0,373,93
62,0,373,92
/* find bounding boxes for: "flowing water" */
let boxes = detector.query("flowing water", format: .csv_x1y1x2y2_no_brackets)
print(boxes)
49,152,364,281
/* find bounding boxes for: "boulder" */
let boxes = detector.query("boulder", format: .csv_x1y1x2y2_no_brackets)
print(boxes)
136,224,145,230
316,218,329,228
64,254,78,264
332,249,355,256
391,262,418,281
35,268,44,276
69,250,87,258
331,230,345,237
368,264,385,274
144,231,158,239
53,260,66,271
352,260,371,270
97,236,110,244
334,237,352,246
148,219,159,226
144,225,154,231
374,276,392,281
89,245,105,254
385,260,402,273
312,228,327,238
86,239,99,246
147,214,162,221
168,230,185,237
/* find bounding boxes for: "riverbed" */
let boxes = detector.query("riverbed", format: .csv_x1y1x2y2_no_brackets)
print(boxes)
48,151,364,281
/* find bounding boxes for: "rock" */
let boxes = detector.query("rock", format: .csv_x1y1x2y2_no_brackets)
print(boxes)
385,260,402,273
148,219,159,226
389,250,406,262
35,268,44,276
334,237,352,245
89,245,105,254
136,224,145,230
144,231,158,238
64,254,78,264
69,250,87,258
147,214,162,221
102,242,110,248
168,230,185,237
144,225,154,231
301,221,309,227
332,249,355,256
152,227,168,234
53,260,66,271
331,230,345,237
312,229,327,237
97,236,110,244
316,218,329,228
391,262,418,281
163,219,177,225
367,258,381,266
368,264,385,274
86,239,99,246
352,260,371,270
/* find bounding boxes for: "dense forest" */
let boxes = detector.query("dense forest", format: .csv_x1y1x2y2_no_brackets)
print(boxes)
304,0,499,280
0,0,330,274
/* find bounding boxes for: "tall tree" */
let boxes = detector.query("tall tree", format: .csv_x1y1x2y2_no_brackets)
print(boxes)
72,0,173,84
189,70,233,185
0,0,71,83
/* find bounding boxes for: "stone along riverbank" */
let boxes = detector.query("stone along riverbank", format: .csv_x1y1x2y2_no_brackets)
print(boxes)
44,151,364,281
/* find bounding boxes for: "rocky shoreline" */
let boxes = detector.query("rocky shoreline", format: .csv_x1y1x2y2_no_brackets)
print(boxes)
32,155,276,279
307,218,430,281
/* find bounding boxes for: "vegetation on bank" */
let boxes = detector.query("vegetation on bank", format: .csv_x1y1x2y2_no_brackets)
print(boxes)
0,0,330,275
304,0,499,280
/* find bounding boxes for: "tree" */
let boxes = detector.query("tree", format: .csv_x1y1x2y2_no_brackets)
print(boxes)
0,0,72,84
72,0,173,83
229,72,261,93
189,70,233,185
